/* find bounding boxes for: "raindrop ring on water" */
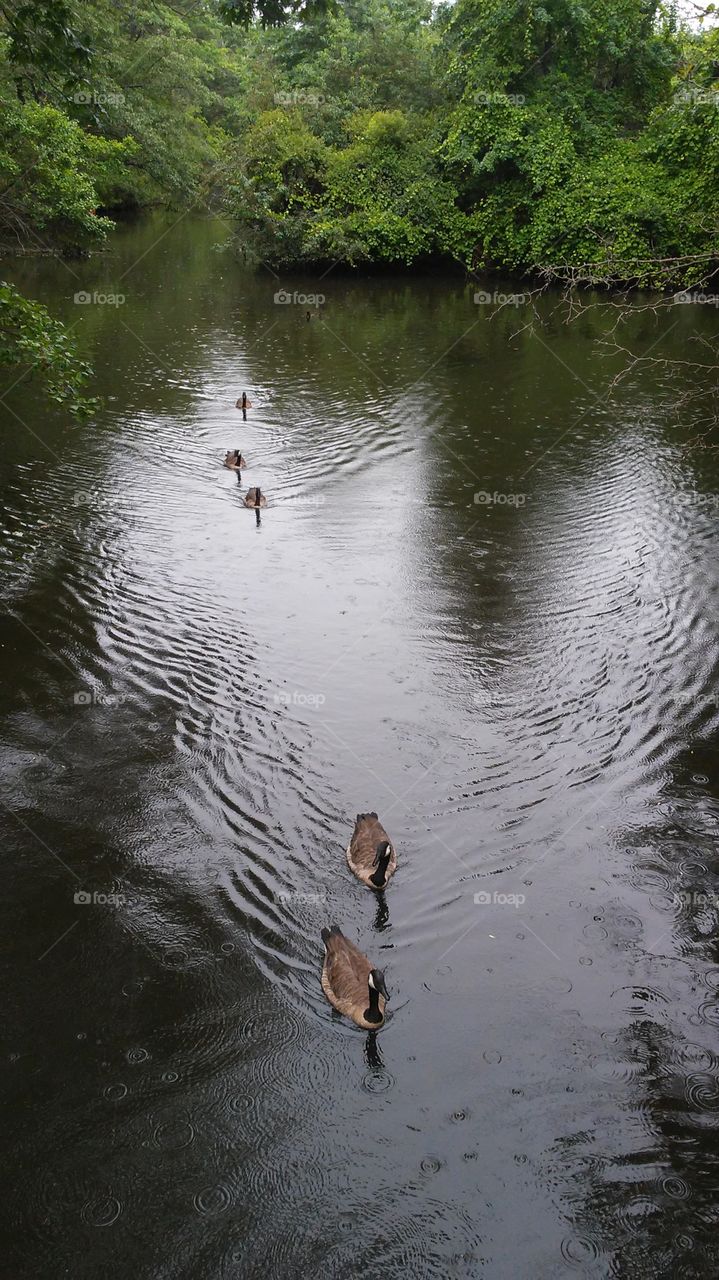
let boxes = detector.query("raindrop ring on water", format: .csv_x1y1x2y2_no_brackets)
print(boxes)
81,1195,122,1227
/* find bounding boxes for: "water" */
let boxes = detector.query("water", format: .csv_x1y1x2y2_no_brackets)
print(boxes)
2,214,719,1278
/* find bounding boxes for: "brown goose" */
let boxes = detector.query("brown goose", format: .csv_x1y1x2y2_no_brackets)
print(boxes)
224,449,247,471
321,925,389,1029
346,812,397,890
243,487,267,508
235,393,253,410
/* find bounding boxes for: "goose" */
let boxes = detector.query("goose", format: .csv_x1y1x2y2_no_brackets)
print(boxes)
321,925,389,1029
235,393,253,410
224,449,247,471
346,812,396,890
244,487,267,508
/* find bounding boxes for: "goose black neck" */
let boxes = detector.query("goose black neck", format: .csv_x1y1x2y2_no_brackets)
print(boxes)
364,984,383,1025
370,855,390,888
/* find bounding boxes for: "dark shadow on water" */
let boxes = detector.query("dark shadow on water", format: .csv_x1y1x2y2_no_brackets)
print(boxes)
364,1031,384,1071
373,892,390,931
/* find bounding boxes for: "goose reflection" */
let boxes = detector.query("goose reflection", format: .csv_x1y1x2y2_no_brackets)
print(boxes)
374,892,390,930
364,1030,384,1071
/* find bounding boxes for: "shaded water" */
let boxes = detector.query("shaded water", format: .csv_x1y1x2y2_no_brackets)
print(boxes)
2,215,719,1278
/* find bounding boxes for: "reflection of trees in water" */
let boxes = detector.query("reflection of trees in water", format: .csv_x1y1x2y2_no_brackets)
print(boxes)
553,1014,718,1276
555,778,719,1276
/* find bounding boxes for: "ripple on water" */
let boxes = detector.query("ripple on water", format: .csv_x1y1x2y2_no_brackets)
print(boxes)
583,923,608,942
243,1146,334,1207
170,1000,273,1093
320,1201,463,1279
610,985,669,1016
559,1235,602,1267
483,1049,502,1064
659,1174,691,1201
589,1054,646,1084
245,1008,327,1096
80,1194,123,1228
670,1041,718,1072
103,1083,128,1102
361,1069,395,1095
696,999,719,1028
121,979,146,998
617,1195,659,1237
685,1073,719,1111
192,1183,233,1217
152,1117,196,1150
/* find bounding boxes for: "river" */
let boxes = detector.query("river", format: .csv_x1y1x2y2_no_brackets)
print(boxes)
2,214,719,1278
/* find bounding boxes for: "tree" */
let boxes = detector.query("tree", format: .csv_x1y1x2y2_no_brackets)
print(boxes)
0,280,97,416
0,99,130,253
0,0,91,101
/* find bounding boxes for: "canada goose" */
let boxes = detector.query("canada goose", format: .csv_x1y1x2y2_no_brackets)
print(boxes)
346,812,396,890
321,925,389,1029
244,487,267,508
235,393,253,410
224,449,247,470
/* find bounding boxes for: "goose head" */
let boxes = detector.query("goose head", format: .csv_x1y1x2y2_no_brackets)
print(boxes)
369,968,389,1000
366,969,389,1023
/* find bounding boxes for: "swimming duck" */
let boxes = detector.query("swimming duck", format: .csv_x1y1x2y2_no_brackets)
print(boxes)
224,449,247,470
244,487,267,508
346,812,396,890
321,925,389,1029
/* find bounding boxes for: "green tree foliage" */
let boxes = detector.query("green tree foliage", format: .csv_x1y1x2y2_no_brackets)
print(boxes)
440,0,719,282
231,103,464,266
0,0,91,100
224,0,719,281
1,0,718,291
225,0,462,265
0,279,96,415
0,98,131,252
218,0,336,27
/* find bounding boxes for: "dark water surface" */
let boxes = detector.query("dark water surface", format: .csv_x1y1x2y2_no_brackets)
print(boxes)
2,215,719,1278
